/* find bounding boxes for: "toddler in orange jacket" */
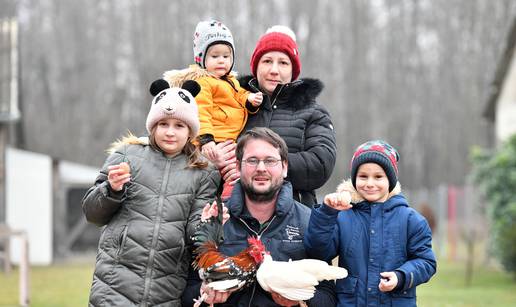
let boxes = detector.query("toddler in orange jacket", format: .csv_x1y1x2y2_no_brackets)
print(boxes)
164,19,262,199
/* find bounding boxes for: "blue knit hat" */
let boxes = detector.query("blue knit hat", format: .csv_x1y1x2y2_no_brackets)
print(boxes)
350,140,400,192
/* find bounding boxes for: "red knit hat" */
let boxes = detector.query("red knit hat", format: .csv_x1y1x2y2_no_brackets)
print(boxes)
250,25,301,81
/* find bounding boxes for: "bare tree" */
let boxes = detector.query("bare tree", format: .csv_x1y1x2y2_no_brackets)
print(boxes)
16,0,516,195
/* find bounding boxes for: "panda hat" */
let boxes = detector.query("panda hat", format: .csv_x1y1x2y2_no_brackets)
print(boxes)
146,79,201,137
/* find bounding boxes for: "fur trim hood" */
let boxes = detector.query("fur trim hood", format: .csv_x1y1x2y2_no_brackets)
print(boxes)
163,64,239,87
107,133,149,154
336,179,402,204
238,75,324,109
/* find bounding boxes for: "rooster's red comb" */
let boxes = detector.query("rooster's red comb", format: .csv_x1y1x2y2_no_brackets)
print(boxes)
247,236,263,246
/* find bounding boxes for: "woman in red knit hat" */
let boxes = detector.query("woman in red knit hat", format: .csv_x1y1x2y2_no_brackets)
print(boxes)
217,25,337,207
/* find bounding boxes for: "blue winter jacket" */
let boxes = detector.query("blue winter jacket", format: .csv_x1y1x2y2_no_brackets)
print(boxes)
305,188,436,307
182,181,337,307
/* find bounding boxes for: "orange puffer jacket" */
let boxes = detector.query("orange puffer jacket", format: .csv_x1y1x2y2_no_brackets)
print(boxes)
164,65,254,143
196,74,251,142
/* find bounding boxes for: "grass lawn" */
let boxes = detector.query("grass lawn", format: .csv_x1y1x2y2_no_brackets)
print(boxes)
0,258,515,306
0,260,94,307
418,260,516,307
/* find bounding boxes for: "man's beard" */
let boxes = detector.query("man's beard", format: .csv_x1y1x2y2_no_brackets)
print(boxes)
241,178,283,203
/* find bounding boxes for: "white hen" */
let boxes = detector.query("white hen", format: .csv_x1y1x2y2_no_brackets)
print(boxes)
256,254,348,301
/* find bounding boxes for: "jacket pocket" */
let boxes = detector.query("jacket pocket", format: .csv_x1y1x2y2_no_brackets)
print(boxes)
390,286,416,298
115,225,128,261
337,275,358,305
337,275,358,294
389,287,417,307
212,106,228,123
173,239,186,275
280,240,305,260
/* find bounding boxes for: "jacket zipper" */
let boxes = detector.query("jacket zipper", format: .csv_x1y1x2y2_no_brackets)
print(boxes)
115,225,128,261
238,215,277,307
141,159,171,305
238,215,277,239
270,84,285,109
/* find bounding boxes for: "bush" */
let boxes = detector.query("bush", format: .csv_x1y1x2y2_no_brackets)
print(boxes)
471,134,516,277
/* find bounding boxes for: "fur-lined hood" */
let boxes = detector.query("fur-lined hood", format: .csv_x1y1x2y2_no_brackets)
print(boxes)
238,75,324,109
163,64,239,87
336,179,402,204
107,133,149,155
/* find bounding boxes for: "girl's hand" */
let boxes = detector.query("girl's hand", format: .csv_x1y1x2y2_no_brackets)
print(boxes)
249,92,263,107
378,271,398,292
323,191,352,211
107,162,131,191
200,201,230,224
202,141,219,162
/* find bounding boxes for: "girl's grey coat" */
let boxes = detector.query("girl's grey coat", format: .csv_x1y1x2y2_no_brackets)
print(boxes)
82,137,220,306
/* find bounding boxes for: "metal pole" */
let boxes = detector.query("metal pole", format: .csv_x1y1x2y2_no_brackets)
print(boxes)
0,128,5,223
18,231,30,307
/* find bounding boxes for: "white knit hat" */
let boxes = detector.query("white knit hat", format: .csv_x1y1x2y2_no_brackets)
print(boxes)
146,80,201,137
193,19,234,70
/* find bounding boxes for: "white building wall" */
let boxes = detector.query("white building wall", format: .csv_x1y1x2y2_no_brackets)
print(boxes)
6,147,53,265
496,47,516,143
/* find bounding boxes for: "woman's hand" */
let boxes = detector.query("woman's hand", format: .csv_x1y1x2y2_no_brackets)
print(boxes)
323,191,352,211
211,140,236,168
212,140,240,184
107,162,131,191
200,201,230,224
201,141,219,162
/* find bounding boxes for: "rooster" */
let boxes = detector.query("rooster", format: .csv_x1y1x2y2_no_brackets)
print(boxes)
256,253,348,303
190,197,267,306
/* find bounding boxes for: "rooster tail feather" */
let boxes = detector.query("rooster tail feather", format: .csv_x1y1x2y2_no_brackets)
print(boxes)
215,195,224,242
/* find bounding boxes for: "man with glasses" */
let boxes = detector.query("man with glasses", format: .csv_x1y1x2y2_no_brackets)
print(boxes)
182,127,336,307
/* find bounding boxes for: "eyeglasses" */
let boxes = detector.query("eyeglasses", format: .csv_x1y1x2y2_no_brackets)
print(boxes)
241,157,282,168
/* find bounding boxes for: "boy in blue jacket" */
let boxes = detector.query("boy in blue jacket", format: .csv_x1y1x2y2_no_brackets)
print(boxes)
305,140,436,306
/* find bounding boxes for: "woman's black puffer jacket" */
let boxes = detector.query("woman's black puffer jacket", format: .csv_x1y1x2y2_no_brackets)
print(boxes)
239,76,337,206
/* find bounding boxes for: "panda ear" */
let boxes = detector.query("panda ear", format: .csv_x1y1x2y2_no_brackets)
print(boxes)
181,80,201,97
149,79,170,96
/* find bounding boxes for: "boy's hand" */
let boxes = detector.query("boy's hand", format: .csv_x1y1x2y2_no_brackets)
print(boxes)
324,191,352,211
107,162,131,191
248,92,263,107
378,272,398,292
202,141,219,162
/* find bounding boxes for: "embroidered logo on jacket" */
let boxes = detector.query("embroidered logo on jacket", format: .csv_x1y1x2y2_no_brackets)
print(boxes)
285,225,301,240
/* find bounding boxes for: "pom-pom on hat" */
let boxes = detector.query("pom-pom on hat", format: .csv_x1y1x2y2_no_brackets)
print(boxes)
146,80,201,138
193,19,235,70
350,140,400,192
250,25,301,81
